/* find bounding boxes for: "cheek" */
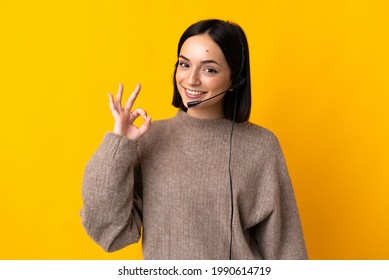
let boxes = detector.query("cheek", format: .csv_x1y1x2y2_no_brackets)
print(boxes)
209,77,230,91
175,68,184,84
175,71,185,95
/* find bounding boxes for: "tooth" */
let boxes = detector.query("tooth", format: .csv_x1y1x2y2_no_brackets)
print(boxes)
187,89,204,95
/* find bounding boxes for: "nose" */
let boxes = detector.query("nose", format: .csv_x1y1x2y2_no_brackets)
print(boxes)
187,68,201,86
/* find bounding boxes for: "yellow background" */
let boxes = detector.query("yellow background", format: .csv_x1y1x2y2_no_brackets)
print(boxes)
0,0,388,259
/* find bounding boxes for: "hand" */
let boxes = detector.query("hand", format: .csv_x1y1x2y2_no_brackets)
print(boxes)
108,83,152,141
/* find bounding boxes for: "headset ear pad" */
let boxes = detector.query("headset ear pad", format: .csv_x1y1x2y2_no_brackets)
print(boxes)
230,77,246,91
236,77,246,88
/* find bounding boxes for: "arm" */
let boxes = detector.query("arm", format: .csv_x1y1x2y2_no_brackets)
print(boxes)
81,133,143,252
254,139,308,259
81,83,151,252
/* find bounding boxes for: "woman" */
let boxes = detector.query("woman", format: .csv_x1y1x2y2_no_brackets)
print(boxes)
81,19,308,259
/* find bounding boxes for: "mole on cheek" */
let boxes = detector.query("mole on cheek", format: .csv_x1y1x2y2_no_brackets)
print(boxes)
206,50,209,52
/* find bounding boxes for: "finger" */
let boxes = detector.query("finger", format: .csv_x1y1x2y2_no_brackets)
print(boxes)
124,83,141,112
115,83,124,113
138,115,152,136
108,93,120,118
130,108,147,122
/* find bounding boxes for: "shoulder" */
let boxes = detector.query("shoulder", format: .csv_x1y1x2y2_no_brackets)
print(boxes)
236,122,281,150
232,122,285,164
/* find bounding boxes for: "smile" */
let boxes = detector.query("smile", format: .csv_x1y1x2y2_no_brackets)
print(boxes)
184,87,207,98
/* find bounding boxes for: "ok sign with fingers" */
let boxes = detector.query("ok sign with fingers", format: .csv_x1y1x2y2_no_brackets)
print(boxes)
108,83,152,141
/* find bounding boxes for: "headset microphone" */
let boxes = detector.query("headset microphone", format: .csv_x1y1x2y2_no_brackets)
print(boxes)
187,90,228,108
186,78,246,108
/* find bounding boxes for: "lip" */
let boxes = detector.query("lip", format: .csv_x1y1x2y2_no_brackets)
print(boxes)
183,86,208,99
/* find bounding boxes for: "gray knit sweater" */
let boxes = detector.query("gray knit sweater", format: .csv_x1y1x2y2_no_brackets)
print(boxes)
81,110,308,259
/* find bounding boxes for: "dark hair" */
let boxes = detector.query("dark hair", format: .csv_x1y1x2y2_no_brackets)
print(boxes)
172,19,251,122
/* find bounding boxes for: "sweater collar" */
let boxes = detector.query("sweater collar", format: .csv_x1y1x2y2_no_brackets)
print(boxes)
175,109,232,130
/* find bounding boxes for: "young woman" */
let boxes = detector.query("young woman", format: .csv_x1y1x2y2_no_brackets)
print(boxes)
81,19,308,259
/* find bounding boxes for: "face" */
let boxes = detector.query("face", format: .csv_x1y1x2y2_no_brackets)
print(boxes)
176,33,232,119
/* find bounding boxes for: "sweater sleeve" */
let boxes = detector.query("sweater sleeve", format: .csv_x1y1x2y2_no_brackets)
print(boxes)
81,132,142,252
253,139,308,259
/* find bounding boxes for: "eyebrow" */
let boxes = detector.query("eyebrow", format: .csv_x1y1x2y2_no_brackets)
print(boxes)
179,55,221,66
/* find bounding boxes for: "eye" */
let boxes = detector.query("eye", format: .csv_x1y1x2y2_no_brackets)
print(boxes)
178,61,189,68
204,67,218,74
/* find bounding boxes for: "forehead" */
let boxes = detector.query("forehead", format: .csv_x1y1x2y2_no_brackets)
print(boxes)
180,34,227,63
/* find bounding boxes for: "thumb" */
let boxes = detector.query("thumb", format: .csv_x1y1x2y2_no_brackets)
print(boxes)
137,116,152,136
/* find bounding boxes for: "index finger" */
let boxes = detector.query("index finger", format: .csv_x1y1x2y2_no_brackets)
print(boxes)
124,83,141,111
